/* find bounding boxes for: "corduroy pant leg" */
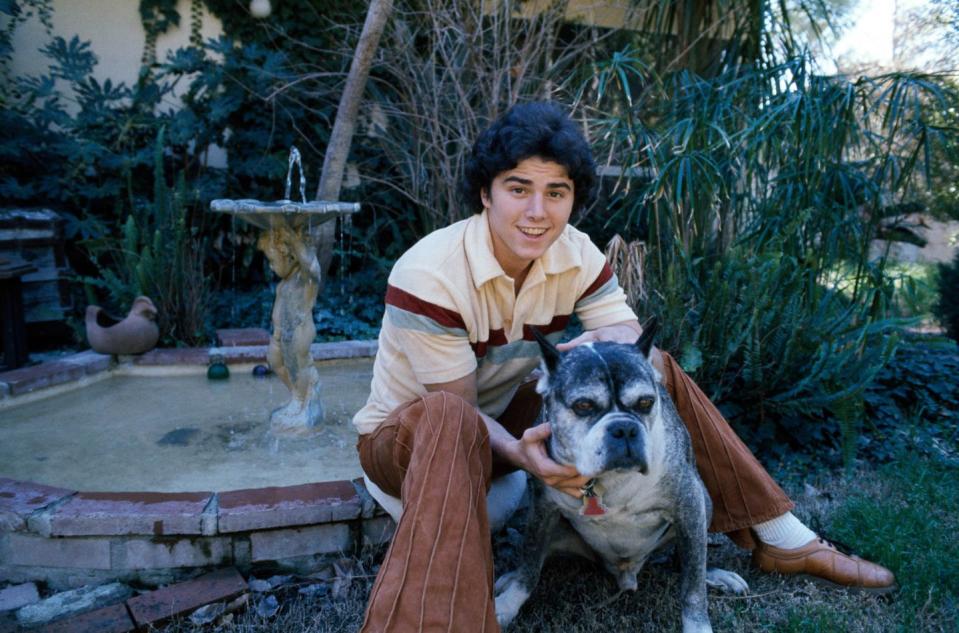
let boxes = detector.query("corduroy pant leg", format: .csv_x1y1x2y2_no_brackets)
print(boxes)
660,351,795,549
357,391,499,633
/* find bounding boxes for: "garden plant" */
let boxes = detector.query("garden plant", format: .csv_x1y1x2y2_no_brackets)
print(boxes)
1,0,957,630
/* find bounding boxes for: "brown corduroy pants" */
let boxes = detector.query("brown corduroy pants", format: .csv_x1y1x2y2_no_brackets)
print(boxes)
357,352,793,632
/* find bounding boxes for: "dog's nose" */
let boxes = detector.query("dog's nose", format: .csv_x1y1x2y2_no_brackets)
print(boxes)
604,420,647,473
607,420,639,441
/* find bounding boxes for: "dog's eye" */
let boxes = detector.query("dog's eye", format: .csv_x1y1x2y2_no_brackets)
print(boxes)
572,400,596,415
634,398,654,413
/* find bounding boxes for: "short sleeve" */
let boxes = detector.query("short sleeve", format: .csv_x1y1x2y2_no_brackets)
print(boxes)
573,243,638,330
382,282,477,385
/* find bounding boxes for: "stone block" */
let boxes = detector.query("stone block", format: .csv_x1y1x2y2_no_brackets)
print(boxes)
35,603,135,633
16,582,132,628
49,491,213,536
0,478,74,531
60,351,113,375
114,537,231,570
130,348,209,366
218,481,360,533
0,361,84,396
126,567,246,628
0,582,39,612
213,346,268,364
311,339,377,360
361,515,396,547
216,328,271,347
3,533,111,569
249,524,351,562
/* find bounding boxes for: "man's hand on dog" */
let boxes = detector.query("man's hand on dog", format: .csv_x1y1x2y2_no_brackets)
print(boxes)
556,321,641,351
511,423,590,498
557,320,666,377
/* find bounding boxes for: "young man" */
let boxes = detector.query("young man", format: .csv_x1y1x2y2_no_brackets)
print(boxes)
352,102,895,632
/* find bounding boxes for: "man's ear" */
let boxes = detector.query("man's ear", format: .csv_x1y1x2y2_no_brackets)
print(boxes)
480,187,491,209
635,317,658,359
530,327,560,374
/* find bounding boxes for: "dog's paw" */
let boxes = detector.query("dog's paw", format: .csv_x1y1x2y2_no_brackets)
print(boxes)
494,571,530,629
681,614,714,633
705,567,749,594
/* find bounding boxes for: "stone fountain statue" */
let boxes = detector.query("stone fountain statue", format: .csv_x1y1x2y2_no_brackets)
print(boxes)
211,148,359,436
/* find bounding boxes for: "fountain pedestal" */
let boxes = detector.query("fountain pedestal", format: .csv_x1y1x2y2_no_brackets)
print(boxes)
211,199,359,435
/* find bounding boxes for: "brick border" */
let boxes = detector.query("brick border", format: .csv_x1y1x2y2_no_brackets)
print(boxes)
0,475,394,590
0,339,378,400
0,340,392,590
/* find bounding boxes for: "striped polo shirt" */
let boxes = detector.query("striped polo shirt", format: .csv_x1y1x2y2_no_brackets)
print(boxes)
351,210,637,434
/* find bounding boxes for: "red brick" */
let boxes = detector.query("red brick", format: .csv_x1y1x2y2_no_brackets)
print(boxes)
0,479,74,531
217,481,360,533
126,567,246,627
0,361,84,395
216,328,271,347
49,491,212,536
36,603,134,633
131,348,209,366
3,533,111,569
249,523,351,561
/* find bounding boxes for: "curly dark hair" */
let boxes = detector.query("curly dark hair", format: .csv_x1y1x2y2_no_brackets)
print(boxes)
460,102,598,214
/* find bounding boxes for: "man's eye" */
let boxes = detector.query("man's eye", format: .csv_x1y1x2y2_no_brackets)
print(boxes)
635,398,654,413
572,400,595,415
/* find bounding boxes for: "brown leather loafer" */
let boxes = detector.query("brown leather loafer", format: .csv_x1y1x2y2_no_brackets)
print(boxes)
753,538,897,594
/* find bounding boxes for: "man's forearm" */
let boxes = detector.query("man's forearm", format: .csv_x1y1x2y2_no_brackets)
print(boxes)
482,412,523,468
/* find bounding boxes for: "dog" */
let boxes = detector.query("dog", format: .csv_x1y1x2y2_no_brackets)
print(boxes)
494,319,748,633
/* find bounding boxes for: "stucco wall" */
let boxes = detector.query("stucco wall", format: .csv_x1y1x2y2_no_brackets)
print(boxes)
10,0,224,88
9,0,229,167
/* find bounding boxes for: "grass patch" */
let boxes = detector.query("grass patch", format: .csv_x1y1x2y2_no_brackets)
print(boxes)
822,452,959,631
155,452,957,632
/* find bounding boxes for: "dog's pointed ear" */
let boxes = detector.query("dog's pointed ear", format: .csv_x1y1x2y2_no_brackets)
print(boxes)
635,317,658,358
530,326,561,373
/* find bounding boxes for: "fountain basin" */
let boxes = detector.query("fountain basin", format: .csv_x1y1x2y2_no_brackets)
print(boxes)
210,199,359,231
0,339,394,590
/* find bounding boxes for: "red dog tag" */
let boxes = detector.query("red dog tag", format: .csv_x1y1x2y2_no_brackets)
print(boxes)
579,479,607,516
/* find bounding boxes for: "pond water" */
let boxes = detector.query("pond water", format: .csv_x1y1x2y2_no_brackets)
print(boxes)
0,358,373,492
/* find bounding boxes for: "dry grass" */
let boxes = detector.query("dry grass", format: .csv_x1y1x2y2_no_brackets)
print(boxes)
157,453,957,632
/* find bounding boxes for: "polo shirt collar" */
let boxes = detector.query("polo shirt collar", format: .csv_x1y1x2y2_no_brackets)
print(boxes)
465,210,583,289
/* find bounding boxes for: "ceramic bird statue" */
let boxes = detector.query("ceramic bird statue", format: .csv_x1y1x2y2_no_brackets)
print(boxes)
85,296,160,355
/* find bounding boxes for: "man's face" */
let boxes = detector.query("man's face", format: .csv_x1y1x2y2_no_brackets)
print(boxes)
481,156,575,280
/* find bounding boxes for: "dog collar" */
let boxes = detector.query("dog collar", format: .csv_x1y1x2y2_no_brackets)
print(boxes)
579,478,607,516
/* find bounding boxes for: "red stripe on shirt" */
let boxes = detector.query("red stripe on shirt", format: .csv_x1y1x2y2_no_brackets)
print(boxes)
577,262,614,302
471,315,571,358
385,284,466,330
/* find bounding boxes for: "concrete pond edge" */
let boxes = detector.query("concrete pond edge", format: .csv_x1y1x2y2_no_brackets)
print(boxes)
0,335,395,593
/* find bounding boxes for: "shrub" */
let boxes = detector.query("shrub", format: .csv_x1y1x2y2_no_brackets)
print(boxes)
862,335,959,463
80,131,209,346
592,54,956,462
933,248,959,342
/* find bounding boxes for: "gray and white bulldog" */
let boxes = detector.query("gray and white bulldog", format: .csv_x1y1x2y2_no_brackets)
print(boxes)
494,320,748,633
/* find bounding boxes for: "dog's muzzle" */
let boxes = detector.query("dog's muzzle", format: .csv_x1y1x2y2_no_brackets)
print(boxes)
602,414,647,473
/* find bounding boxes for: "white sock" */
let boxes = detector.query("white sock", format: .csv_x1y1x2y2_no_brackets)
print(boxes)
753,512,817,550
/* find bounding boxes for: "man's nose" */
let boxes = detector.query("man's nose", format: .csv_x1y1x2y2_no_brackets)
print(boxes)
526,193,546,218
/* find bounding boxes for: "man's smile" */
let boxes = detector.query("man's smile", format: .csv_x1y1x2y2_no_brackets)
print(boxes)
519,227,548,237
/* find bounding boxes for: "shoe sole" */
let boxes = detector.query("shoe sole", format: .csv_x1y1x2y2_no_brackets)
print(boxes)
795,573,898,597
